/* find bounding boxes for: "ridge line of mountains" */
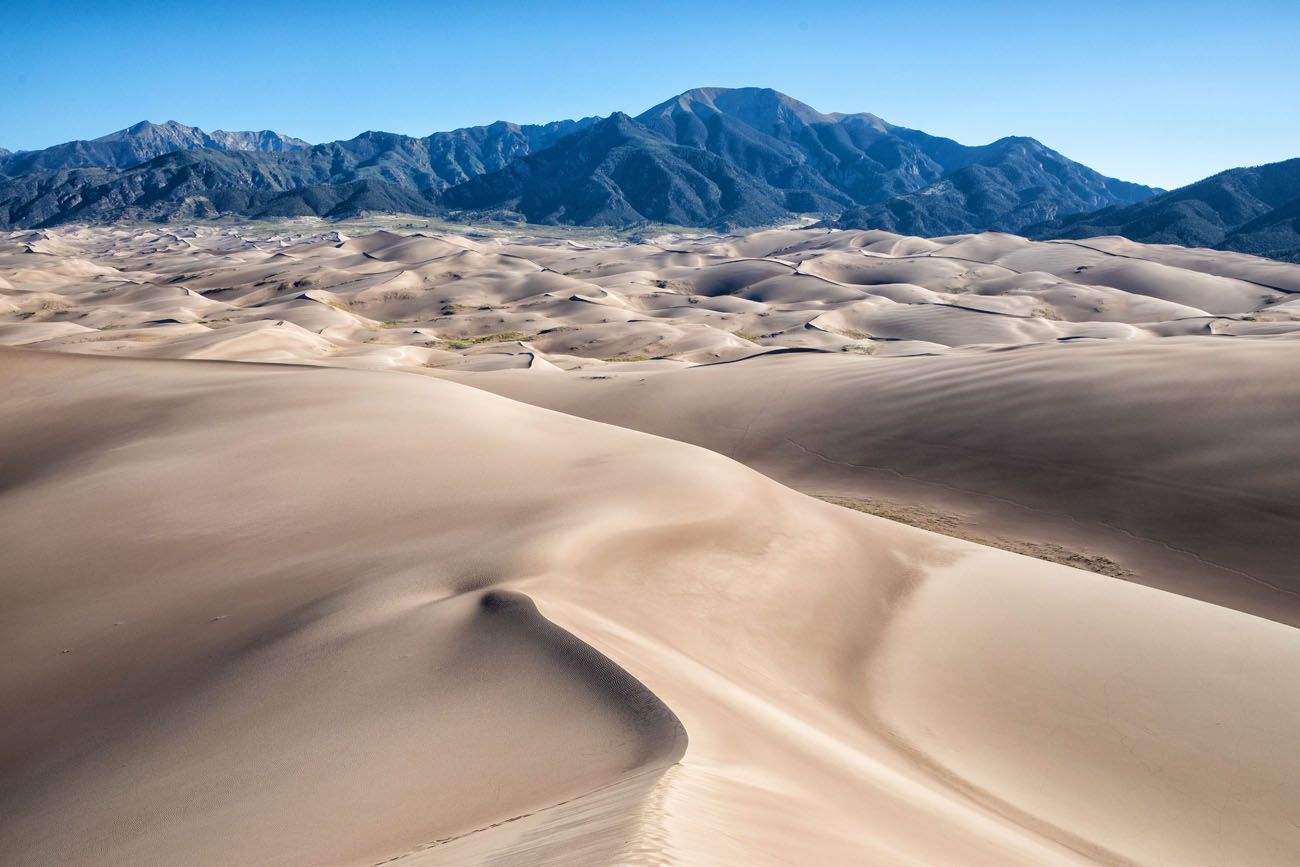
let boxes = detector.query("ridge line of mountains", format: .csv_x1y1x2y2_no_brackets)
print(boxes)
3,87,1297,262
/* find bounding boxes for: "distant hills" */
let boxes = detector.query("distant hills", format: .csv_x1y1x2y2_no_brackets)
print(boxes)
1029,158,1300,262
0,120,309,177
823,138,1155,236
0,87,1295,262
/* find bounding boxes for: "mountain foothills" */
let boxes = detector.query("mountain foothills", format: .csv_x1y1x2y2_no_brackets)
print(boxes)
0,87,1297,261
1029,158,1300,263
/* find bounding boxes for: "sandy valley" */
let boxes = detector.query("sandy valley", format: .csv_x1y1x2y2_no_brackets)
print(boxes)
2,221,1299,865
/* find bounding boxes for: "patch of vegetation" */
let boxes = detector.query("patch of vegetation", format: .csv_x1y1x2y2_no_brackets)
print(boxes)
816,494,1132,579
436,330,529,349
603,354,651,363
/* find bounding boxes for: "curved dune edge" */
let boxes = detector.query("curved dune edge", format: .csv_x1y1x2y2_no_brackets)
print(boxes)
376,591,688,866
2,347,1300,865
867,549,1300,867
386,766,680,866
467,337,1300,626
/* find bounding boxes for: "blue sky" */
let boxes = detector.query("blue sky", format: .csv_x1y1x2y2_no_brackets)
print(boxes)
4,0,1298,188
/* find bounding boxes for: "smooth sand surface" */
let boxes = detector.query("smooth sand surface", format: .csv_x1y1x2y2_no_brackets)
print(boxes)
3,223,1300,865
468,338,1300,625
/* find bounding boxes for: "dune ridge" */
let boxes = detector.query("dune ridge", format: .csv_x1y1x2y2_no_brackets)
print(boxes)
469,336,1300,625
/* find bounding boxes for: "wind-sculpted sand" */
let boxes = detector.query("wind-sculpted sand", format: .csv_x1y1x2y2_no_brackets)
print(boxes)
2,223,1299,865
470,337,1300,626
3,224,1299,369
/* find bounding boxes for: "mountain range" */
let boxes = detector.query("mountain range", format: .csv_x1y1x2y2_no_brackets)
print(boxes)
0,87,1296,262
0,88,1156,231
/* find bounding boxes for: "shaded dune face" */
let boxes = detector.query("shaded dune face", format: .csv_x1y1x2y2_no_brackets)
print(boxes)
471,589,688,772
0,579,687,867
0,351,694,866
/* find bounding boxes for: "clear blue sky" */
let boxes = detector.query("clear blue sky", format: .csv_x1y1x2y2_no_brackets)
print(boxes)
5,0,1298,189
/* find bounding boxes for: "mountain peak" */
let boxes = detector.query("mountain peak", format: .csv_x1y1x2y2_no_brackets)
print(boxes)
637,86,893,139
644,86,819,120
99,120,307,151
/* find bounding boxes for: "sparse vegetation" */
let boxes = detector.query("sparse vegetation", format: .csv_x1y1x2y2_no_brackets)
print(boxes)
436,331,529,349
817,494,1132,578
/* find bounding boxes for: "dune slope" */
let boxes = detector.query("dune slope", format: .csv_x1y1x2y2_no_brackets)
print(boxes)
3,347,1300,865
468,336,1300,625
5,224,1299,374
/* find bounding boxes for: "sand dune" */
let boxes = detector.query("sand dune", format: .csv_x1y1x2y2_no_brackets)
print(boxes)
3,347,1299,865
471,337,1300,625
3,223,1300,865
4,224,1299,370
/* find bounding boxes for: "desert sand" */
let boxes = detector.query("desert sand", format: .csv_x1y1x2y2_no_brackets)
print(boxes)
2,222,1299,866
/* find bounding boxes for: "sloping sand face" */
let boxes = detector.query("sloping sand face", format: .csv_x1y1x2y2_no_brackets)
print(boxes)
469,337,1300,625
3,347,1300,866
3,225,1300,865
0,351,692,865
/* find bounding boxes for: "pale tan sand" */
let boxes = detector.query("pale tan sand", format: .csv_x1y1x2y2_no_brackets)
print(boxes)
469,337,1300,625
3,224,1299,372
3,224,1300,865
2,348,1300,865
